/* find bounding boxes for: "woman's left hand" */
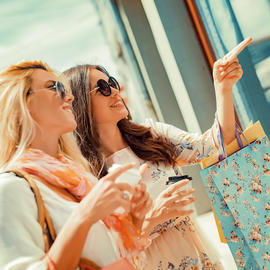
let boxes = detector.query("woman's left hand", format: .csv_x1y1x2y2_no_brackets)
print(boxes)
213,57,243,94
213,37,252,94
212,37,252,145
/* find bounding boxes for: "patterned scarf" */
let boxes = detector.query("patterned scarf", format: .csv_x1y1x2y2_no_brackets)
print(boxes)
14,148,150,265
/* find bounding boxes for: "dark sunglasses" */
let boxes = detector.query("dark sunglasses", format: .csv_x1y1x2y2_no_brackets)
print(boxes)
90,76,120,96
27,81,67,100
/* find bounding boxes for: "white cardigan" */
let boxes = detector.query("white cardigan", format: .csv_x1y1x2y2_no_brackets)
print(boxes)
0,172,120,269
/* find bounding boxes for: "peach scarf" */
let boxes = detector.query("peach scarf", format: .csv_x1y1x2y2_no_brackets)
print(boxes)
14,148,150,266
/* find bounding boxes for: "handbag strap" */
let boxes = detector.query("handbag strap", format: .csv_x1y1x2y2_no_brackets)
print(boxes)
8,170,56,252
6,170,101,270
215,114,250,161
235,121,250,148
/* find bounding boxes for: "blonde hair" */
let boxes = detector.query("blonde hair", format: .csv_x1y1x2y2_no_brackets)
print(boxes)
0,60,91,172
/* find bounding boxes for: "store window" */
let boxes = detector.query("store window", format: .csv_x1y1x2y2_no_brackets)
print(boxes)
187,0,270,134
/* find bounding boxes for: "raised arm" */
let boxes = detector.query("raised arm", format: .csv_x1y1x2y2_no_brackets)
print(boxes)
213,37,252,145
145,119,216,165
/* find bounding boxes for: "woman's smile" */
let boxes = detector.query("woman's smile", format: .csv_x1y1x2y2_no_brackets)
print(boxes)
110,99,124,109
62,104,74,116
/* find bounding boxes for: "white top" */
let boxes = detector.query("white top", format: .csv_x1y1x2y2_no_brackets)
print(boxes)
0,119,219,270
0,172,120,270
107,119,217,200
106,119,224,270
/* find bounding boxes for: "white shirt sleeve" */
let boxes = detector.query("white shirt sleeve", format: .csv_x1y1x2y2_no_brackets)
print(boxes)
0,173,47,270
144,118,218,165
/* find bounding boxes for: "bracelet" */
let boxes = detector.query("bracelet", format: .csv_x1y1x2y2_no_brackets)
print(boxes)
45,252,56,270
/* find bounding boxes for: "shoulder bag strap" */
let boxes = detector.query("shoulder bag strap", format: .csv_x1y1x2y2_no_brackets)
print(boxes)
6,170,101,269
8,170,55,252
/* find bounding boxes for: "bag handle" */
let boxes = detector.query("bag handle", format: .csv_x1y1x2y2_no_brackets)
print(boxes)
7,170,104,269
215,114,250,161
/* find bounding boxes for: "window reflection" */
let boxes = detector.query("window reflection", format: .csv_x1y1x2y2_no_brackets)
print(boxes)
196,0,270,102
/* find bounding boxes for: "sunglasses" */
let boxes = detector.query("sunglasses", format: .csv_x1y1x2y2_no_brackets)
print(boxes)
27,81,67,100
90,76,120,96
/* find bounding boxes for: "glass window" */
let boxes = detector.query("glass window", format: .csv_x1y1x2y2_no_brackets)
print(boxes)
195,0,270,134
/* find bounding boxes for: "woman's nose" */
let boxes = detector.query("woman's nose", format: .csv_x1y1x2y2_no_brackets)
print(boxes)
111,87,120,96
64,92,74,103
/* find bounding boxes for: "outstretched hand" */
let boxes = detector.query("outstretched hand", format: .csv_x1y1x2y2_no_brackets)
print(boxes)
213,37,252,93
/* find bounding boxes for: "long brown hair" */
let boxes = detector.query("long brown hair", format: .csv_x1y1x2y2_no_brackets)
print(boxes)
63,64,177,177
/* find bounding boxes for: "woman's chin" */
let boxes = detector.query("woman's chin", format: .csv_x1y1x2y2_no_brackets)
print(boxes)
116,115,128,123
118,110,129,120
61,121,77,134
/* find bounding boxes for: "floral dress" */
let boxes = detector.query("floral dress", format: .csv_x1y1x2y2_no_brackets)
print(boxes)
106,119,224,270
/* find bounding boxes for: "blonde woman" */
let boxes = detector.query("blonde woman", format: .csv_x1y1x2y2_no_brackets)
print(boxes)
0,61,161,270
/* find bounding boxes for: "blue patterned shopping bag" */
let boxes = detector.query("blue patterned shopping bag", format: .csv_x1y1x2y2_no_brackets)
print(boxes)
200,121,270,269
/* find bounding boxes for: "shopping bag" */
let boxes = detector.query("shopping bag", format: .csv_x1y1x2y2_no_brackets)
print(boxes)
202,121,266,244
210,204,226,243
201,121,266,169
200,120,270,269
